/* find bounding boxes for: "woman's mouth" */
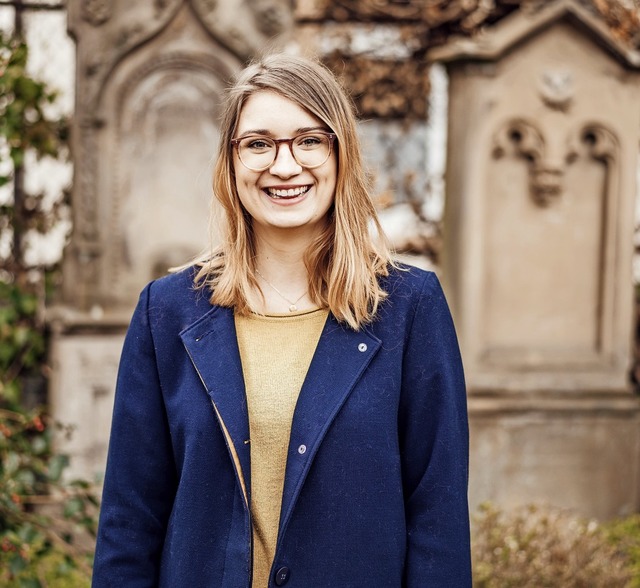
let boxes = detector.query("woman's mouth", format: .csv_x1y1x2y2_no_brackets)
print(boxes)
264,185,311,200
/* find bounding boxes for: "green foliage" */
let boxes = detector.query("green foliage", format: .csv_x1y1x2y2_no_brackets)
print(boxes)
0,34,66,171
471,503,633,587
604,514,640,587
0,407,95,587
0,275,97,585
0,280,44,405
0,32,69,278
0,32,96,587
0,274,97,585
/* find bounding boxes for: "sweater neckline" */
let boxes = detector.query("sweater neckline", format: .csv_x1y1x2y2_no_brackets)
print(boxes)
246,307,328,320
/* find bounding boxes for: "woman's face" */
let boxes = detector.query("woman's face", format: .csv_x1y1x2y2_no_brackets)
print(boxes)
232,91,337,237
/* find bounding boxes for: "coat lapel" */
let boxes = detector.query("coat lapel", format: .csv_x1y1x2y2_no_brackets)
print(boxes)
278,314,381,539
180,306,251,505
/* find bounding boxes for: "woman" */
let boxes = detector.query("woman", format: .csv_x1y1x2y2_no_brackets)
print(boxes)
92,53,471,587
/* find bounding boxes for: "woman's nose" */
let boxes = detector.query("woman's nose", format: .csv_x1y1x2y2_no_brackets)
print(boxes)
269,143,303,178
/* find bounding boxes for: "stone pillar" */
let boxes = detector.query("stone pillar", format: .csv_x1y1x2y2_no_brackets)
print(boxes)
50,0,292,480
429,0,640,519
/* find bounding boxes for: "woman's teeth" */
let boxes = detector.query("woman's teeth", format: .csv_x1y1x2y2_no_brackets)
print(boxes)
266,186,310,199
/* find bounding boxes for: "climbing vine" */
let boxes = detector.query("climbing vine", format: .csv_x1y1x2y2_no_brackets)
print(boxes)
0,33,96,587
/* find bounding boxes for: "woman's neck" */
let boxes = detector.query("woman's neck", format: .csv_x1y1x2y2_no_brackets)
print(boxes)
250,227,318,314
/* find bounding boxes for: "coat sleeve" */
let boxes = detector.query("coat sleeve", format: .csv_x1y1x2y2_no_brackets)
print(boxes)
400,272,471,587
92,283,178,587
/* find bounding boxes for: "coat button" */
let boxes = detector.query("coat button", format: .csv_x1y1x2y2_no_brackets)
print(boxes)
297,444,307,455
274,566,290,585
358,343,367,352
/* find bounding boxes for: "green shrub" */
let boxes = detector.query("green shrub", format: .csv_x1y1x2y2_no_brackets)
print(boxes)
472,503,632,587
0,529,90,588
1,276,97,588
604,514,640,587
0,404,97,587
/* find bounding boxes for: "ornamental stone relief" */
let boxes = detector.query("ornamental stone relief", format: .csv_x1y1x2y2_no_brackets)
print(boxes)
492,119,619,208
190,0,292,57
567,124,618,166
107,57,225,302
539,68,574,111
249,0,292,36
155,0,176,11
493,119,557,207
82,0,112,26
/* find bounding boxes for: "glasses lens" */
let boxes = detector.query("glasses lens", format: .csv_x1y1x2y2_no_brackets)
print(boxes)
292,133,332,168
237,136,276,171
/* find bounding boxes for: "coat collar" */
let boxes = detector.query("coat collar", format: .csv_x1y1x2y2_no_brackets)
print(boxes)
180,305,381,527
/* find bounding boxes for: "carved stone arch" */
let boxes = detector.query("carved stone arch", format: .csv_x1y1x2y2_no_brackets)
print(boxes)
92,12,179,113
78,2,185,115
114,51,234,121
102,51,231,303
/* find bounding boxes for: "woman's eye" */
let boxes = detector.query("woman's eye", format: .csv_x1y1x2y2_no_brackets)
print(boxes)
297,135,322,148
246,138,272,150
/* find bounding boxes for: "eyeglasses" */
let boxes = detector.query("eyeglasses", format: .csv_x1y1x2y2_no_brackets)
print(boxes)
230,131,337,172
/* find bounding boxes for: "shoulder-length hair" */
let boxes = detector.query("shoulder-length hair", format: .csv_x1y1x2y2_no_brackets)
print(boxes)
193,53,394,330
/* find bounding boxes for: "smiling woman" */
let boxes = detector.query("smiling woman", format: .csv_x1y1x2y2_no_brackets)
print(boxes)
91,53,471,588
231,91,338,247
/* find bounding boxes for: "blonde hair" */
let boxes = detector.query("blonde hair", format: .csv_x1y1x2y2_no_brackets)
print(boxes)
193,53,394,330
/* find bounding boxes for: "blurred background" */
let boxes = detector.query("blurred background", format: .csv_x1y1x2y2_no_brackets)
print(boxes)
1,0,640,585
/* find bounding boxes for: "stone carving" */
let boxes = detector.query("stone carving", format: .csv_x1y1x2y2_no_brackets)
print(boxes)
77,119,100,243
493,120,619,208
189,0,291,59
115,23,148,50
82,0,112,26
249,0,291,36
192,0,218,15
68,118,102,309
105,53,224,301
568,124,618,164
64,1,247,313
493,119,564,207
155,0,174,10
539,69,574,111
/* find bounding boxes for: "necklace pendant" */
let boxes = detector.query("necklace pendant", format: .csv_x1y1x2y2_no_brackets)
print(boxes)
289,304,297,312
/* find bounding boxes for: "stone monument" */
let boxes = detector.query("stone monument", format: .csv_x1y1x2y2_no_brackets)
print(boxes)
49,0,292,480
430,0,640,519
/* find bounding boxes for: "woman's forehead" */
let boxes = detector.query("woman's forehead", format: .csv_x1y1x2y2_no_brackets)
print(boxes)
236,91,323,135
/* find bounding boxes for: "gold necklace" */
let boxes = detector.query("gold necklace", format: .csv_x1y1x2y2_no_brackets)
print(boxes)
255,269,307,312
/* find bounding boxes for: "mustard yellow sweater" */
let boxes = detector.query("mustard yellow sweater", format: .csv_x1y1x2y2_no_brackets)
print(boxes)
235,308,328,588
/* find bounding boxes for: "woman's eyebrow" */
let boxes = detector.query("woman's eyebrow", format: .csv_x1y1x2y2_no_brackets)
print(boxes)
235,126,330,138
235,129,272,138
295,126,330,134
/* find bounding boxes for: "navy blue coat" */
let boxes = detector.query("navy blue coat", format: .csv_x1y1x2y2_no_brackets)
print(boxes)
92,266,471,587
